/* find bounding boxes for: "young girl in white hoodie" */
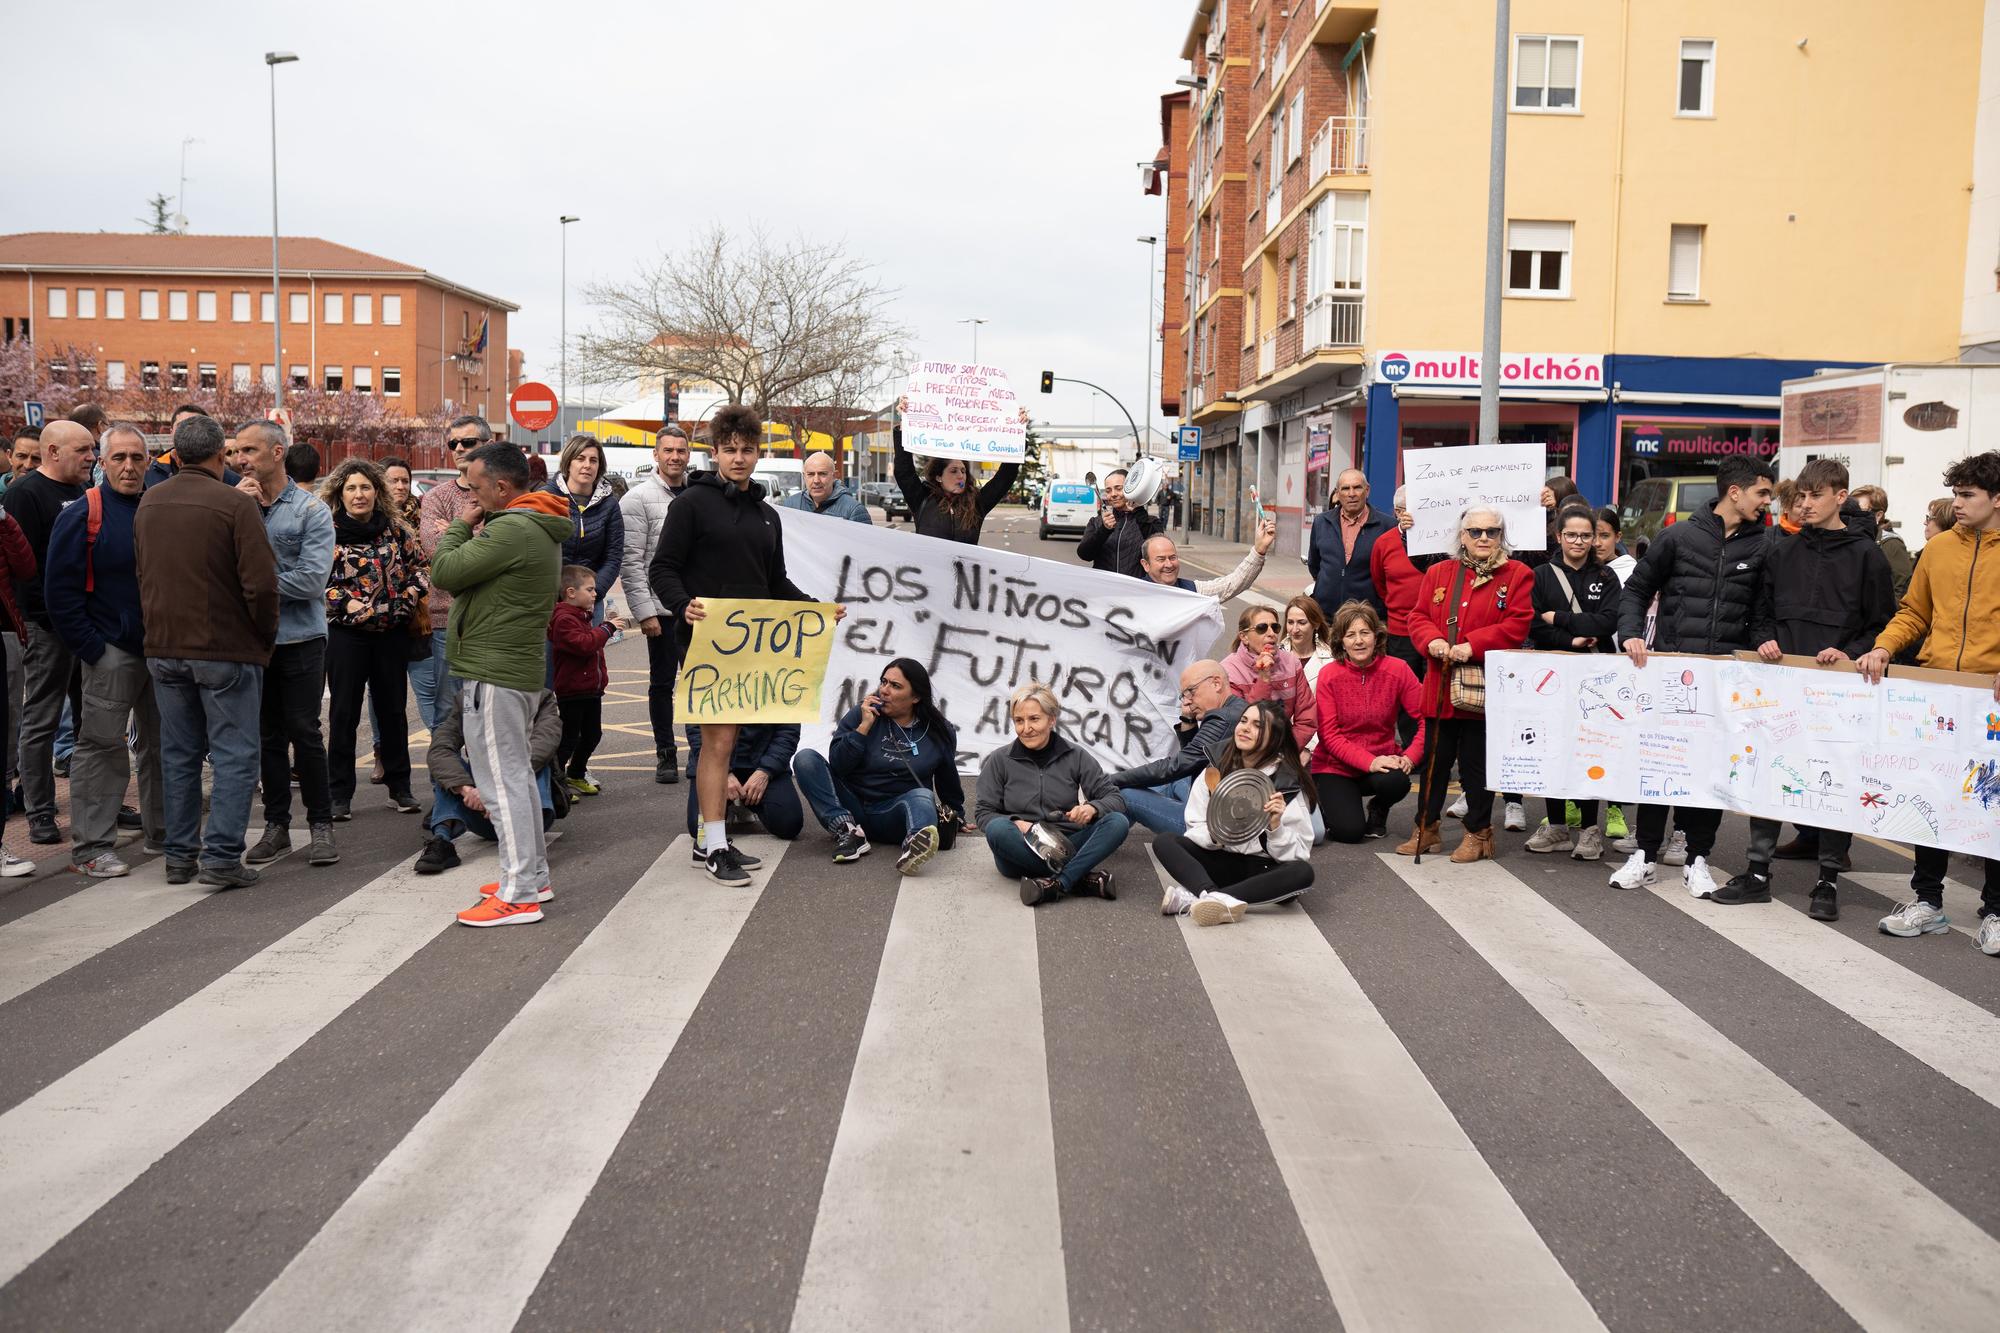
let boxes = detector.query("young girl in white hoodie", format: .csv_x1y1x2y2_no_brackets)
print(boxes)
1157,699,1317,926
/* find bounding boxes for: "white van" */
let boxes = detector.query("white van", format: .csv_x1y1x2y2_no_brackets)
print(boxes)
753,461,803,501
1038,479,1099,539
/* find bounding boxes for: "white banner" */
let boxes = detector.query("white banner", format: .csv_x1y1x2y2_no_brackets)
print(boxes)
782,512,1225,773
1484,650,2000,859
1403,443,1549,556
900,360,1026,462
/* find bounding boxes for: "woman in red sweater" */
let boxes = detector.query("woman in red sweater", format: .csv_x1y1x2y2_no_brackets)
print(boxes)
1310,602,1426,842
1368,489,1427,745
1222,602,1317,750
1399,506,1534,862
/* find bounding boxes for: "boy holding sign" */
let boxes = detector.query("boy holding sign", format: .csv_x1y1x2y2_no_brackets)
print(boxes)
649,404,844,886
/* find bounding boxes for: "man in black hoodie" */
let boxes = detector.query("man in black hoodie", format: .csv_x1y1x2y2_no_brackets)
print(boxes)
1710,459,1895,918
1607,454,1776,899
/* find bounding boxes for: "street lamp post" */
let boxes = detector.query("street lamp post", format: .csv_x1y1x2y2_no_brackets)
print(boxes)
956,317,988,362
1137,236,1158,459
559,216,579,449
264,51,298,409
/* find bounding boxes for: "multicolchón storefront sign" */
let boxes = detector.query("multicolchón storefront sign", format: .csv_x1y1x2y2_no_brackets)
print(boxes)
1373,351,1604,390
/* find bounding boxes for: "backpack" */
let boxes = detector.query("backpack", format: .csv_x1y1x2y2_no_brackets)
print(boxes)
83,488,103,593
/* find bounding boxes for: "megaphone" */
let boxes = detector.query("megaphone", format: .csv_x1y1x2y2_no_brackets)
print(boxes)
1124,455,1167,509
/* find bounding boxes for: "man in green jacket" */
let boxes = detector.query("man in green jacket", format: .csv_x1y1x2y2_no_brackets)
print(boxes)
430,442,573,927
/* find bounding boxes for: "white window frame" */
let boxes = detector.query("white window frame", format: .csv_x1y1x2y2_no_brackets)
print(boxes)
324,293,344,324
46,287,66,318
1287,90,1306,163
260,291,276,323
288,365,309,389
106,361,126,389
261,365,276,389
289,292,309,324
197,363,217,390
168,290,188,321
105,289,125,319
1309,191,1370,298
77,288,96,319
1244,292,1258,348
353,294,373,325
1512,34,1583,114
1285,256,1299,320
139,289,160,320
231,291,251,321
1668,223,1705,300
197,290,217,322
232,363,252,390
382,295,402,326
382,366,403,397
1505,219,1574,298
1677,38,1716,117
324,364,344,392
353,365,374,393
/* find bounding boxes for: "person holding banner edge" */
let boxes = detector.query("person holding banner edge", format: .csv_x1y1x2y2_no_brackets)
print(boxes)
650,403,843,887
892,397,1024,545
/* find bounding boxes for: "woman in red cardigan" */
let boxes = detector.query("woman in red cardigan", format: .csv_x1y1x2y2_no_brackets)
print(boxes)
1398,506,1534,862
1310,601,1426,842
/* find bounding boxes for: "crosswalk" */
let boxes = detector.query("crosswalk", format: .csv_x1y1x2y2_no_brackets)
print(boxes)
1,817,1997,1331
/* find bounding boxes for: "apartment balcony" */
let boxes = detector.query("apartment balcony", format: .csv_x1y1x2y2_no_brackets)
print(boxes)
1264,180,1284,234
1302,294,1365,351
1309,116,1370,179
1311,0,1377,47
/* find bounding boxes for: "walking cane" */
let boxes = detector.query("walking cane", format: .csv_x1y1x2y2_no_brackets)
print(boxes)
1412,633,1451,868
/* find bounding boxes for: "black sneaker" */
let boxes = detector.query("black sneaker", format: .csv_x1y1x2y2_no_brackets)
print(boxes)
1074,868,1117,900
832,822,871,863
116,805,143,830
330,798,352,823
387,789,421,814
896,825,939,875
1712,870,1773,905
1808,878,1840,922
689,842,762,869
414,834,460,875
164,859,197,885
1363,801,1390,840
52,753,70,778
656,754,680,785
704,846,753,886
198,862,260,889
246,825,291,865
1020,875,1062,907
28,815,60,845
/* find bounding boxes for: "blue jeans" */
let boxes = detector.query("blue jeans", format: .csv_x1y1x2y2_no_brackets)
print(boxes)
430,767,555,840
409,627,452,733
983,814,1130,892
1121,775,1193,835
792,748,936,846
55,697,75,763
148,657,264,869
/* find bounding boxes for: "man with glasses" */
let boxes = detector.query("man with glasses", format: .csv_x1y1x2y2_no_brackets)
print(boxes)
1106,658,1248,834
415,414,493,729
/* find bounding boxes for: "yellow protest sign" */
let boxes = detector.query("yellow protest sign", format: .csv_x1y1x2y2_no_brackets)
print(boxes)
677,598,838,723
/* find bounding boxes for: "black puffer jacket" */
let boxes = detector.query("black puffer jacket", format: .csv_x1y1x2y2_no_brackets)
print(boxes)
1076,505,1165,578
1528,558,1621,652
1615,503,1768,654
1750,523,1897,659
648,471,810,642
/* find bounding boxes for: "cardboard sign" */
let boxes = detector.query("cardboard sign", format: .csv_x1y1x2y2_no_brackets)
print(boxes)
901,360,1026,462
677,599,838,723
1403,443,1549,557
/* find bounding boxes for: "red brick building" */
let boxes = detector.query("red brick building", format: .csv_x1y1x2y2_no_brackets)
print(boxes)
0,233,518,424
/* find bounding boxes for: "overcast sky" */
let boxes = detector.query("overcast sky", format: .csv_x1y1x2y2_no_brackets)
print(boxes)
3,0,1190,435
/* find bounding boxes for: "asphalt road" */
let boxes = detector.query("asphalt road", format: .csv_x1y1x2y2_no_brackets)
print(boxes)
2,504,1998,1331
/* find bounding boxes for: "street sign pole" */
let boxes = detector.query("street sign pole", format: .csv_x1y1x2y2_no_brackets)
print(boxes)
1176,424,1200,544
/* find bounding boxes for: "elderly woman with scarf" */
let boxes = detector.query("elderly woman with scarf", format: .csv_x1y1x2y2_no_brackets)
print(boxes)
1398,504,1533,864
1222,602,1317,751
540,434,624,620
321,458,430,819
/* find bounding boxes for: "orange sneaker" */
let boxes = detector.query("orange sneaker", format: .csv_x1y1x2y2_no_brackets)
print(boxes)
478,881,554,903
456,895,544,927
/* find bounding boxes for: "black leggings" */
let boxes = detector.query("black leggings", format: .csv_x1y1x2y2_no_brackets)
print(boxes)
1156,835,1314,905
557,694,603,778
1542,798,1600,827
326,624,410,802
1418,717,1491,831
1315,771,1411,843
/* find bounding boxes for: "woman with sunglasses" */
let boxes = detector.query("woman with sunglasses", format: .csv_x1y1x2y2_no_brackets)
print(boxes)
1156,699,1316,926
1223,603,1317,751
1520,503,1622,861
1399,506,1534,862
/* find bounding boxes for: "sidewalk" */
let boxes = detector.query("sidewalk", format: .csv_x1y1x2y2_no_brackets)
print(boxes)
1169,530,1312,608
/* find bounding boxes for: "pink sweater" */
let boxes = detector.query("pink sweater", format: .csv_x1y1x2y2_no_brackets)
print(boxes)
1309,653,1427,776
1223,643,1318,750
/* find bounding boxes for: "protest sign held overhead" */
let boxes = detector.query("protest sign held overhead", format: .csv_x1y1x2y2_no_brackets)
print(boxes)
677,598,839,724
1403,443,1549,556
900,360,1028,463
781,511,1223,773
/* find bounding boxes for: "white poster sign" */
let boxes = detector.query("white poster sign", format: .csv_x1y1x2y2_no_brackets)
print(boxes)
1403,443,1549,557
900,360,1026,462
1484,650,2000,859
780,512,1224,774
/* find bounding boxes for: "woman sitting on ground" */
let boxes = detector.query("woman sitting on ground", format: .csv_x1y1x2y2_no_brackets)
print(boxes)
1310,601,1425,843
1522,504,1622,861
974,683,1130,907
1222,603,1317,750
1156,700,1316,927
792,657,968,874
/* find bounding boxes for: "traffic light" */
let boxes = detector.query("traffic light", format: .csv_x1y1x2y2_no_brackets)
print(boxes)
1039,370,1054,394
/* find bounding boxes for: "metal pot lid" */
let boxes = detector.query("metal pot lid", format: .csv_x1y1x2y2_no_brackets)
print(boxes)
1209,768,1276,844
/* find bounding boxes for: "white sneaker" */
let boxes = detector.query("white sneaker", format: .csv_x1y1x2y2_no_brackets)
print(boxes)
1446,793,1469,820
1160,882,1197,916
1523,821,1573,854
1571,826,1606,862
1190,891,1249,926
0,851,36,878
1659,830,1689,867
1978,915,2000,956
1683,856,1719,900
1607,851,1657,890
1879,900,1952,938
1611,833,1639,854
1503,801,1527,832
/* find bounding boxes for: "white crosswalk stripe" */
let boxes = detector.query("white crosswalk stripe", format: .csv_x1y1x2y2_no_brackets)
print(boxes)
1847,870,1988,938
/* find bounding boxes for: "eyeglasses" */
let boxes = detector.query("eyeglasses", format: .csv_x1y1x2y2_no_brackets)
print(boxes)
1559,530,1592,541
1178,673,1225,702
1463,526,1504,539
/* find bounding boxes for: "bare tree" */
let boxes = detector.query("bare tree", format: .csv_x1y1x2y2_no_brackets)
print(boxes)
577,224,906,459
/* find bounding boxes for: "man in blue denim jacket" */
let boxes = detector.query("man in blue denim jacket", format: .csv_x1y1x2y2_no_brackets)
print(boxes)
234,421,340,868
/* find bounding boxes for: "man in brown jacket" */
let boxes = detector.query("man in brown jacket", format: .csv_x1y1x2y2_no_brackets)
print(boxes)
134,414,279,887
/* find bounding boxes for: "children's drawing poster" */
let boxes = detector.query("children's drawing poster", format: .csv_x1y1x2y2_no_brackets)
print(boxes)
1485,651,2000,859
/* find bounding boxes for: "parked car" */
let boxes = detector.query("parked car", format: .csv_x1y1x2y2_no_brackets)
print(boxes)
1619,474,1718,546
862,481,909,522
1039,479,1099,539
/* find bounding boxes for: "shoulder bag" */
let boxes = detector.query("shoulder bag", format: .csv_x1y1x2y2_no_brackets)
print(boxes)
1443,565,1486,714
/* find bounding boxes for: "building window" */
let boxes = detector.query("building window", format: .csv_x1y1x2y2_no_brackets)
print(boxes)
198,363,217,390
232,363,252,390
1244,293,1258,348
1506,220,1573,296
47,288,66,318
353,365,374,393
1286,257,1299,320
79,359,97,388
77,289,96,319
169,362,189,389
261,291,276,323
105,289,125,319
324,365,344,392
1514,35,1581,111
289,365,309,389
289,293,309,324
1288,90,1305,163
354,294,373,325
1255,21,1266,77
261,365,276,389
325,293,343,324
141,361,160,389
107,361,126,390
168,290,188,321
1269,122,1283,179
231,291,251,321
197,291,217,322
139,289,160,320
1678,39,1715,115
1668,223,1705,299
382,295,402,325
382,366,403,396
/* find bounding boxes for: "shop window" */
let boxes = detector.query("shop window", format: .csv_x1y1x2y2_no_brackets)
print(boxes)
1507,220,1572,297
1514,35,1581,111
1678,40,1715,116
1668,224,1704,300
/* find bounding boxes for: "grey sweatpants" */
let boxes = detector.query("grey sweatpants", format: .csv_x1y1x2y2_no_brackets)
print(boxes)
72,645,165,861
460,680,548,905
19,623,75,823
3,630,21,781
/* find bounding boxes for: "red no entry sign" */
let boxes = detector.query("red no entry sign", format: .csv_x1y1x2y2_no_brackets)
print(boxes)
509,381,559,432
